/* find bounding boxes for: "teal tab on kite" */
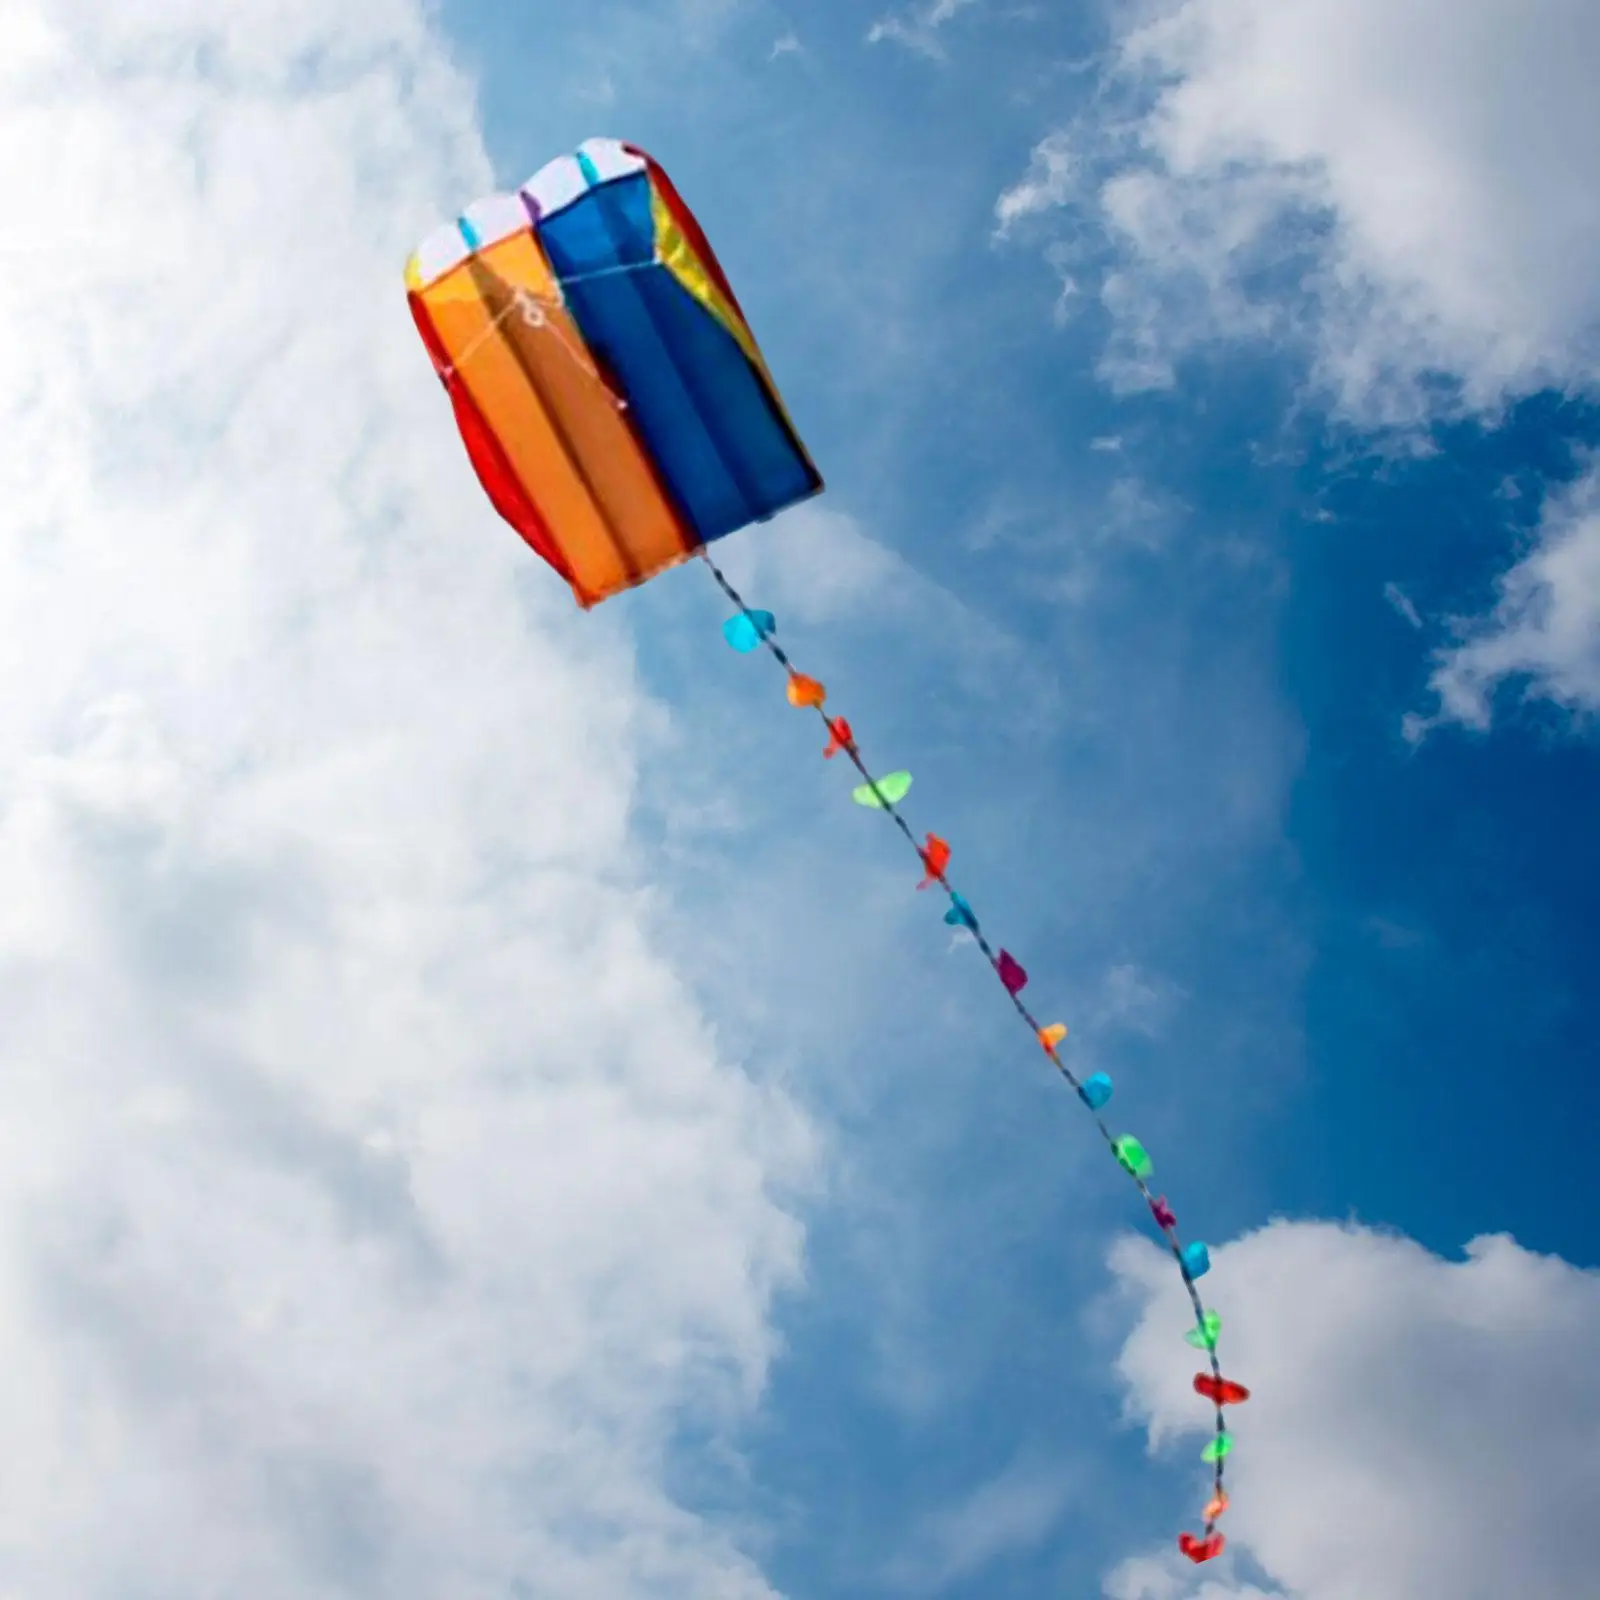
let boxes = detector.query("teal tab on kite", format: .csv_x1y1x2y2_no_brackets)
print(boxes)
723,610,775,652
1080,1072,1113,1111
853,771,912,808
1181,1241,1212,1280
943,893,978,931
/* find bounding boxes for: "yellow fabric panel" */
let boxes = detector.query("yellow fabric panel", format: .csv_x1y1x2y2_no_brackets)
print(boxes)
418,229,693,604
651,188,766,373
650,185,810,447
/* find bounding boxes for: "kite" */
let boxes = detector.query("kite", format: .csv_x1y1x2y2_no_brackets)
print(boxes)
407,137,1247,1564
405,139,820,606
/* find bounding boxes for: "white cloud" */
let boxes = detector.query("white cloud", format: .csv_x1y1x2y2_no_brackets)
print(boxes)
1093,963,1179,1037
1408,463,1600,734
884,1455,1076,1591
1107,1221,1600,1599
868,0,981,59
1108,1563,1279,1600
719,504,903,625
1042,476,1189,604
1383,582,1423,630
1001,0,1600,426
994,131,1076,237
0,2,814,1593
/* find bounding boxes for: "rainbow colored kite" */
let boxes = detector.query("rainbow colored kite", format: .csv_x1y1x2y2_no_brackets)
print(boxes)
407,137,1246,1565
407,139,820,606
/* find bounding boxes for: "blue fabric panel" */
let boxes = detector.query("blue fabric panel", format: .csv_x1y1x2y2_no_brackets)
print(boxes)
560,262,819,542
537,173,655,279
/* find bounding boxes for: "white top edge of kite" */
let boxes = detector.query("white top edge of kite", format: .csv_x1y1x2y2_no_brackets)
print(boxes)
409,141,648,288
408,222,472,289
522,139,647,221
576,138,644,181
460,192,530,250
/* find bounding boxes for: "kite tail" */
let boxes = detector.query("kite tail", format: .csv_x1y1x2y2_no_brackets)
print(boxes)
701,547,1244,1563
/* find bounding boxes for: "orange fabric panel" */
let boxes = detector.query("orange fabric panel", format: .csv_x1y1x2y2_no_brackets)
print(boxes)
418,229,694,606
408,291,575,583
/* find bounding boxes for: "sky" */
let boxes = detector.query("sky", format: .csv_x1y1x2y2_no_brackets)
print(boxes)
0,0,1595,1596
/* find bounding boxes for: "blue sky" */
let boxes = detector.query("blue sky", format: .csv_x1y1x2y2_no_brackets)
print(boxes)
1280,395,1600,1264
0,1,1595,1596
430,0,1599,1593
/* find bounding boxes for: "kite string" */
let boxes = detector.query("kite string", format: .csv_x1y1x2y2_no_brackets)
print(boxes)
699,546,1236,1545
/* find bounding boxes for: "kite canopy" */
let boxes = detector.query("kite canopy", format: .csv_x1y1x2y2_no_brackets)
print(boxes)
407,138,822,607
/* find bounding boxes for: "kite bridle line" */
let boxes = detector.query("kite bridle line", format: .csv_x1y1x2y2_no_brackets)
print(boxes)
699,545,1238,1555
439,288,625,407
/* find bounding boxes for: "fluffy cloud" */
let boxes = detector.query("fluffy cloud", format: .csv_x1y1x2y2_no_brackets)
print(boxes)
868,0,981,59
1107,1221,1599,1599
999,0,1600,426
717,505,905,626
883,1456,1077,1592
0,2,812,1594
993,0,1600,737
1409,462,1600,733
993,132,1075,239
